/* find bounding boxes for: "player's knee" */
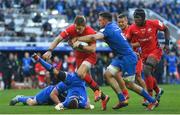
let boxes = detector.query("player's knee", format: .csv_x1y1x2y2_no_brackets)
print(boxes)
106,65,119,76
77,71,85,79
104,70,111,80
143,65,152,76
26,98,37,106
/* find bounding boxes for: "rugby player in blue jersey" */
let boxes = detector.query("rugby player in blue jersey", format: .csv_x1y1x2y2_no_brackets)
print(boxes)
72,12,158,110
10,53,94,110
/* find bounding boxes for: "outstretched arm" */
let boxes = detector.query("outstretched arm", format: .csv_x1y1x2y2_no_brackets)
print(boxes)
43,36,63,59
77,32,105,42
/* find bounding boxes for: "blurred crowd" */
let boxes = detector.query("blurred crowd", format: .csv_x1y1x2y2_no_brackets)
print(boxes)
0,0,179,41
0,50,180,90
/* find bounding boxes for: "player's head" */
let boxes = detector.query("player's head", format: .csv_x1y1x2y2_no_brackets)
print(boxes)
68,98,79,109
57,71,67,81
74,15,86,34
117,13,128,30
133,8,146,27
98,12,112,28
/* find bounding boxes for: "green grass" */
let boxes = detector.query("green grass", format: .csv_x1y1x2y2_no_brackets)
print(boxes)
0,85,180,114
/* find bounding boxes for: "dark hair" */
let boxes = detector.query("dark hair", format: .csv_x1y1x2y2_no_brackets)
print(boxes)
133,8,146,20
99,12,112,21
57,71,66,81
74,15,86,26
68,98,79,109
118,13,127,19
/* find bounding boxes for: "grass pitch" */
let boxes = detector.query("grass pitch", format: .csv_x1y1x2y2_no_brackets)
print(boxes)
0,85,180,114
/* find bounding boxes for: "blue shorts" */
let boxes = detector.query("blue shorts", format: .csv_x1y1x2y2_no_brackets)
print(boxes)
63,86,87,108
110,54,137,77
35,86,54,104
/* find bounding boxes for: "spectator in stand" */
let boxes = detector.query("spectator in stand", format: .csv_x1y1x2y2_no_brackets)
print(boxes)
32,12,42,23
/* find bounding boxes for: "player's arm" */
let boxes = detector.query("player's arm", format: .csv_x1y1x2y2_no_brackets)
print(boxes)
76,32,105,42
131,42,140,48
155,20,170,53
163,25,170,46
48,36,63,51
73,41,96,53
50,88,61,105
43,36,63,59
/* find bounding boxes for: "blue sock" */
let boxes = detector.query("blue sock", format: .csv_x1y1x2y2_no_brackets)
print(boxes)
18,96,34,103
39,57,53,71
117,93,125,102
141,89,156,103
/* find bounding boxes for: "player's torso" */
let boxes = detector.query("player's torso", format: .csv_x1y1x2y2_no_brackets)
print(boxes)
131,21,160,54
104,22,133,56
68,25,96,60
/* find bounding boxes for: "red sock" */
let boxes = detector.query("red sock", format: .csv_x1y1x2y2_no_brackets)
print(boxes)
145,76,154,96
84,73,99,92
152,76,160,94
122,89,129,98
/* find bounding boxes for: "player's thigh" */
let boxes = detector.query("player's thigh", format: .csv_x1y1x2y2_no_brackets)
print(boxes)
136,58,143,75
35,86,52,104
77,61,92,77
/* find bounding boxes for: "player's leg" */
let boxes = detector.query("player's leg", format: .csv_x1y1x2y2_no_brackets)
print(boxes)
77,61,107,102
104,65,128,109
115,72,129,99
144,56,163,99
76,61,99,92
135,58,147,105
9,95,35,105
135,58,146,89
124,79,158,110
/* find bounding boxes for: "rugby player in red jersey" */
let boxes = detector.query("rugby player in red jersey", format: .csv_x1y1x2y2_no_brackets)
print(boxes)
117,13,147,102
43,15,109,110
126,9,170,107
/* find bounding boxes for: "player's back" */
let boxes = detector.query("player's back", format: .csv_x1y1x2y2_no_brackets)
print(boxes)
102,22,134,56
65,72,86,89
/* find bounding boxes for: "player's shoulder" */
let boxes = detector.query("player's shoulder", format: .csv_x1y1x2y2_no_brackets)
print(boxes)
146,19,160,25
128,24,137,30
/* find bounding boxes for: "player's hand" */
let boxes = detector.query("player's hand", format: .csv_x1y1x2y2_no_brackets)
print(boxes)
163,45,170,54
71,37,78,44
42,51,52,60
72,41,80,48
55,103,64,111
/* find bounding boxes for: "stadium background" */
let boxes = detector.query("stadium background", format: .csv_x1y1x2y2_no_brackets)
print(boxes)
0,0,180,114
